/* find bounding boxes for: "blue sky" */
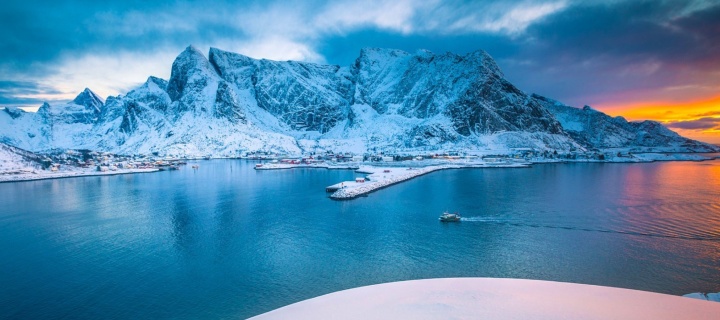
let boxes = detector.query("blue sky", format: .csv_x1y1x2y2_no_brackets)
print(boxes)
2,0,720,142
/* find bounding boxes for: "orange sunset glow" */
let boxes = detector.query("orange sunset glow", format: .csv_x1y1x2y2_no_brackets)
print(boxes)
596,95,720,144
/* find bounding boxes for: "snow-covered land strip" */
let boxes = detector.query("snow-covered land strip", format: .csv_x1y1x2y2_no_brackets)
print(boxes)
254,162,360,170
330,162,529,199
0,168,159,183
250,278,720,320
330,166,441,199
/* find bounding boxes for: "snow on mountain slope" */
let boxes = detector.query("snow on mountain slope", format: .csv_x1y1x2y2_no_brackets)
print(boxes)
319,48,575,153
0,46,715,156
0,142,41,173
535,94,719,152
88,48,301,156
210,48,352,133
0,87,103,152
0,107,49,151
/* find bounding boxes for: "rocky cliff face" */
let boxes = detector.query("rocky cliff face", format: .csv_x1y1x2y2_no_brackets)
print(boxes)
0,46,716,156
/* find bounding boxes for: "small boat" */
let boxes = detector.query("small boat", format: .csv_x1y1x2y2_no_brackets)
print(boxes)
439,212,461,222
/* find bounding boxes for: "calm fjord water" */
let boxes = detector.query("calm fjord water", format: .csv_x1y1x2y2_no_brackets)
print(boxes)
1,160,719,318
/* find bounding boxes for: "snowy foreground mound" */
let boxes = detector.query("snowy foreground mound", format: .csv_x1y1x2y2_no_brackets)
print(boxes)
251,278,720,320
1,47,717,156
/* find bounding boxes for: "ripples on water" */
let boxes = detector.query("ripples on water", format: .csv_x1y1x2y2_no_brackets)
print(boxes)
1,160,719,318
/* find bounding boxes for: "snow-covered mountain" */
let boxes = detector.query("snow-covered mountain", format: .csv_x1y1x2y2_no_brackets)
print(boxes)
0,88,101,151
0,46,717,156
534,94,718,152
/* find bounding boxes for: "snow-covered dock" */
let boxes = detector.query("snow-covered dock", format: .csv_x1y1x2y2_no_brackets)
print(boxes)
329,162,529,200
254,163,359,170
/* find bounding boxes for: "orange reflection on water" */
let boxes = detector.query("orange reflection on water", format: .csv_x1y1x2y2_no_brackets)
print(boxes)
620,161,720,263
619,161,720,224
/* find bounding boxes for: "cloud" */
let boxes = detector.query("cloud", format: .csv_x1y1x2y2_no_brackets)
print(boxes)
665,117,720,130
0,81,65,105
497,0,720,108
1,0,574,105
1,0,720,115
314,0,420,34
40,49,179,102
692,111,720,117
215,37,325,63
440,1,568,35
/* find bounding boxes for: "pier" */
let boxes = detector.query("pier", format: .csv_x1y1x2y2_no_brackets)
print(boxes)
327,162,530,200
254,163,360,171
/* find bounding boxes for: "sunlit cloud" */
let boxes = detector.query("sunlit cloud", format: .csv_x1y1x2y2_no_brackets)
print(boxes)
314,0,420,34
23,50,178,103
599,95,720,144
444,1,568,35
665,117,720,130
215,37,326,63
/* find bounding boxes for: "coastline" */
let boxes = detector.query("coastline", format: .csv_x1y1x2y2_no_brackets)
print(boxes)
250,278,720,319
1,152,716,185
0,168,160,183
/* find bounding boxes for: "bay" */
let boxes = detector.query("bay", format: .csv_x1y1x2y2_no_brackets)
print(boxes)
1,160,719,318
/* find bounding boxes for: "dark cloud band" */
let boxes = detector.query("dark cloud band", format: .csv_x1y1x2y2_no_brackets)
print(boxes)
665,117,720,130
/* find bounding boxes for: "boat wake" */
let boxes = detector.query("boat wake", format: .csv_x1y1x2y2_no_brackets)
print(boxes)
460,216,720,242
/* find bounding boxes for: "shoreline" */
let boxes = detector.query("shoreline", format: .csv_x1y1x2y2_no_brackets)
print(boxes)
0,153,717,185
323,153,719,199
0,168,160,183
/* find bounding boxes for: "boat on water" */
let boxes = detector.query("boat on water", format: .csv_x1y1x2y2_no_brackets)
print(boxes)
439,212,461,222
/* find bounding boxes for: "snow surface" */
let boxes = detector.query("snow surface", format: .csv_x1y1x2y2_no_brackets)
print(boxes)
0,143,40,174
250,278,720,319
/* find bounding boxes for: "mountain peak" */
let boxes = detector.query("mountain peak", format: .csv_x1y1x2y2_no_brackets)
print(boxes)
358,47,412,61
72,88,104,113
185,45,204,56
463,49,502,76
167,45,217,102
145,76,169,91
173,45,212,68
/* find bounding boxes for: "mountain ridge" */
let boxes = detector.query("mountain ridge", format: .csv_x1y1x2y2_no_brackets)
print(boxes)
1,46,717,156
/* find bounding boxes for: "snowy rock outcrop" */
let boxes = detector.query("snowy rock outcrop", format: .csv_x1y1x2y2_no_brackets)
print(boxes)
1,46,717,156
